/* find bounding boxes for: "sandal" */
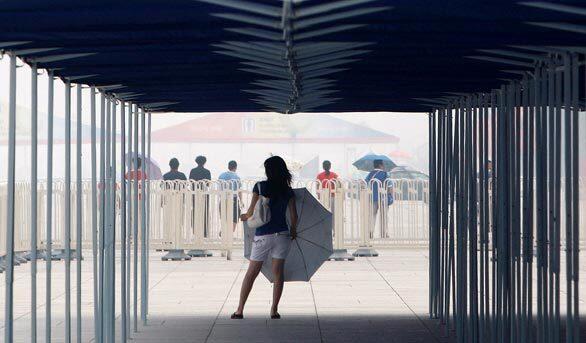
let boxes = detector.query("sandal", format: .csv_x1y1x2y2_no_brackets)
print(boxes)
231,312,243,319
270,312,281,319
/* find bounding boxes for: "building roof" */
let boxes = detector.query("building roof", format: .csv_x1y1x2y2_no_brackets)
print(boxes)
152,113,400,143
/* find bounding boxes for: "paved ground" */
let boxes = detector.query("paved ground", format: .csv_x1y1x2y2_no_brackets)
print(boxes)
135,249,445,343
1,248,584,342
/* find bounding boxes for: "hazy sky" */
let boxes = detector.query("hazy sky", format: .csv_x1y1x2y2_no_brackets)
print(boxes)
0,55,429,180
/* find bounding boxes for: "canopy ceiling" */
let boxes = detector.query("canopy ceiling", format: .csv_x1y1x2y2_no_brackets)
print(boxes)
0,0,584,113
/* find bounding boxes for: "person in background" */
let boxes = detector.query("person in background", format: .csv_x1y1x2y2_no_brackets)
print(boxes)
365,159,390,237
189,155,211,237
125,157,148,181
163,158,187,181
189,155,211,181
219,160,243,231
316,160,338,189
316,160,338,226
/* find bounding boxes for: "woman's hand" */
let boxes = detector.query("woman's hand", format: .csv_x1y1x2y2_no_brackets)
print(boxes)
290,227,297,240
240,213,250,221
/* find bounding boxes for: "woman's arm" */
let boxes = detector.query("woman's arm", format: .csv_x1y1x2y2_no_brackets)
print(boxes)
288,196,298,239
240,193,259,221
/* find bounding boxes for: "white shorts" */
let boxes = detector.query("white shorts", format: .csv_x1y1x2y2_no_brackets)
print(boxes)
250,233,291,262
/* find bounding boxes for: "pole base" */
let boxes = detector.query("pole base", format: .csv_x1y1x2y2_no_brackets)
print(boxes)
52,249,83,260
328,249,355,261
37,250,63,261
352,247,379,257
187,249,213,257
14,253,28,264
162,249,191,261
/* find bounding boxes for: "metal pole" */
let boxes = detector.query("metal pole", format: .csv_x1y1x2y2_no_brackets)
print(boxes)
126,103,132,338
133,104,139,332
90,86,99,343
64,79,72,343
146,112,152,316
570,52,580,343
120,101,127,343
98,92,106,343
103,96,111,341
45,69,54,343
140,108,147,325
4,52,17,343
30,62,39,343
110,99,117,343
562,53,573,343
75,83,83,343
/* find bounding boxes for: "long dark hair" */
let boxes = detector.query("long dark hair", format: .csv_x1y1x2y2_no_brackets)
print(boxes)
264,156,292,198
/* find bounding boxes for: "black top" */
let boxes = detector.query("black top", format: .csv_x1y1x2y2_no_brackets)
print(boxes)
189,166,211,181
252,181,294,236
163,170,187,181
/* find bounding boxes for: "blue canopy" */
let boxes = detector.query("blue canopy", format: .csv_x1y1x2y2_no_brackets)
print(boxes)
0,0,583,113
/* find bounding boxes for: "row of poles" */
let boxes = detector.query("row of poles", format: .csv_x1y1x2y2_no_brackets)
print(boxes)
3,52,153,342
428,51,582,343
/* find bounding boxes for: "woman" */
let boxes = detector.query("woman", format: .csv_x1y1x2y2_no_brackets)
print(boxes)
232,156,297,320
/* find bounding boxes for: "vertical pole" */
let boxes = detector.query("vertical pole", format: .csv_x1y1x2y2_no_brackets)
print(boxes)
563,53,573,343
75,83,83,343
30,62,39,343
98,93,106,343
111,99,118,343
64,79,72,343
146,112,152,316
429,111,436,318
90,86,99,343
121,100,127,343
126,103,132,338
140,108,147,325
45,70,54,343
133,104,139,332
4,52,17,343
570,53,580,343
103,96,111,341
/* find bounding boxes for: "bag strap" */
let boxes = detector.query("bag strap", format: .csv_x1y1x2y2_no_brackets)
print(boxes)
256,182,264,197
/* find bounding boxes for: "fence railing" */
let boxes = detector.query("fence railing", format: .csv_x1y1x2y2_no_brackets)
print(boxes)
2,177,586,262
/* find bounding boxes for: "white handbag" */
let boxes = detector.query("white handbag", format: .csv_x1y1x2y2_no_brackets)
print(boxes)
247,184,271,229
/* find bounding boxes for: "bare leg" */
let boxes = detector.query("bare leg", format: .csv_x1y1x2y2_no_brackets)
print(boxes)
235,260,263,315
271,258,285,316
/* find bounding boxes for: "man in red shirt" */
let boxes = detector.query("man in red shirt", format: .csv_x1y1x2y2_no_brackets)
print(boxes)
317,160,338,189
316,161,338,226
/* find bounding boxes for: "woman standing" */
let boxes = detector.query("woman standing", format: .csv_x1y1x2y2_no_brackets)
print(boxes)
232,156,297,319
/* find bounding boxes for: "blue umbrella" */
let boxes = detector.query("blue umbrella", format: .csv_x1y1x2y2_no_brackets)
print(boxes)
352,153,397,172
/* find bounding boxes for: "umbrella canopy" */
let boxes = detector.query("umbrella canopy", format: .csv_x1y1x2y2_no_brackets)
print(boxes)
390,165,429,180
244,188,333,282
352,153,397,172
125,152,163,180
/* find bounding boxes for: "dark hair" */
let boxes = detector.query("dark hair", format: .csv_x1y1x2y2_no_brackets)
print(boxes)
228,160,237,170
323,160,331,176
169,158,179,170
264,156,292,199
373,159,384,169
195,155,206,166
134,157,142,169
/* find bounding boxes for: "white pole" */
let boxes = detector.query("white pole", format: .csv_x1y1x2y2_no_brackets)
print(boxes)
75,83,83,343
45,70,54,343
30,62,39,343
4,52,17,343
64,79,72,343
90,86,99,342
